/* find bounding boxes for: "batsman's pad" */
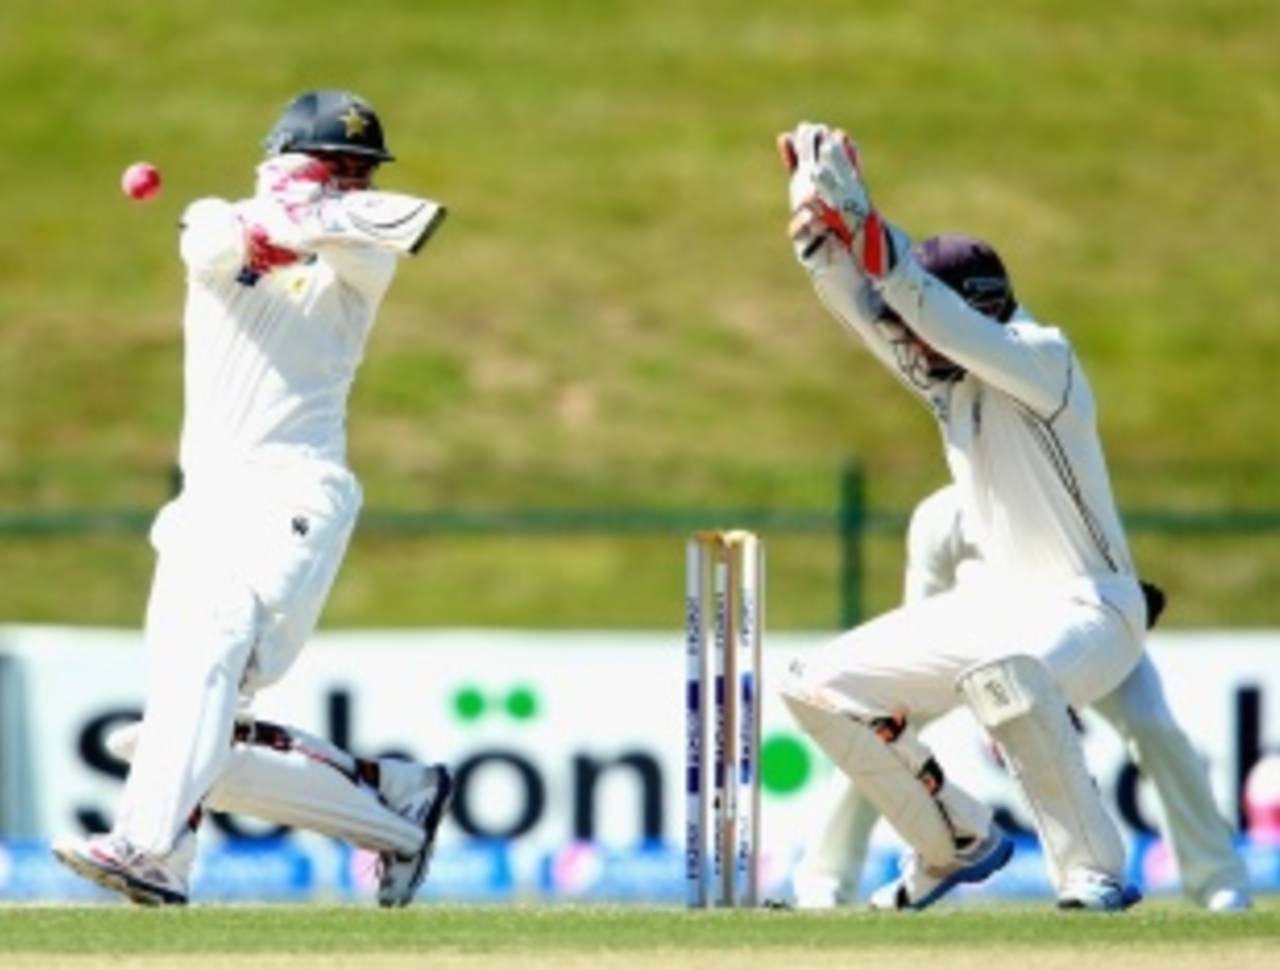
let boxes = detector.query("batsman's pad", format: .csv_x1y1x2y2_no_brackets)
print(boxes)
957,655,1125,888
107,720,425,855
780,689,956,868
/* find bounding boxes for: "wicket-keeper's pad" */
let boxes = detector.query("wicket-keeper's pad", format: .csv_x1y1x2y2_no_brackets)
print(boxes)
107,720,426,855
781,688,956,869
956,655,1125,887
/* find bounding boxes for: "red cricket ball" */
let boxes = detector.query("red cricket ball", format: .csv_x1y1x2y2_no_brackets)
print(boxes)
121,162,162,202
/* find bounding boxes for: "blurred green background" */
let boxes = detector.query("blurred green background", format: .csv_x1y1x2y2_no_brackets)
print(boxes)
1,0,1277,629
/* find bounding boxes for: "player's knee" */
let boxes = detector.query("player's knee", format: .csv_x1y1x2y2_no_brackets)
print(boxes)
243,612,310,694
781,661,850,745
780,656,840,719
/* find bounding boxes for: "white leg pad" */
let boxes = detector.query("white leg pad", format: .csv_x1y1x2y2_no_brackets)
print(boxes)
781,690,955,869
874,717,993,843
108,721,425,855
957,654,1125,888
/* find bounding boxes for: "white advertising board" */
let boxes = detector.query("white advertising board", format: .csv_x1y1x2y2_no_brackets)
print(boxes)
1,625,1276,901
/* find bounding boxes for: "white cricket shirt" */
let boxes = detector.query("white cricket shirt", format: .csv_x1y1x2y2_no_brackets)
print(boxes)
175,197,398,480
902,483,982,603
808,241,1143,628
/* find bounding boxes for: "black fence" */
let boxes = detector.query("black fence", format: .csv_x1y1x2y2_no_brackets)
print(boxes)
5,464,1280,627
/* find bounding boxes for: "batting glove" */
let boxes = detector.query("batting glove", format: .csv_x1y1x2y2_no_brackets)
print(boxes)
242,221,301,273
254,153,333,209
234,154,335,270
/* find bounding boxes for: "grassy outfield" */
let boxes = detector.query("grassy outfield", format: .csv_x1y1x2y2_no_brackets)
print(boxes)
0,902,1278,968
2,1,1279,627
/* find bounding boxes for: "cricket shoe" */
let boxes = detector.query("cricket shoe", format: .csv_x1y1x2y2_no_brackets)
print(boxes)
1056,870,1142,912
791,872,848,910
1204,887,1252,913
868,827,1013,912
376,762,454,907
52,832,191,906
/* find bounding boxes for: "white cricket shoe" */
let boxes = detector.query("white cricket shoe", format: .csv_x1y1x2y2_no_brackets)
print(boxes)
1204,887,1252,912
376,762,454,907
791,872,844,910
868,827,1013,911
53,831,192,906
1056,870,1142,911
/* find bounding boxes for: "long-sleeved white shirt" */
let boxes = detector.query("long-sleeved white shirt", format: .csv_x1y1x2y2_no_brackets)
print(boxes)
902,483,981,603
807,237,1143,626
175,196,398,482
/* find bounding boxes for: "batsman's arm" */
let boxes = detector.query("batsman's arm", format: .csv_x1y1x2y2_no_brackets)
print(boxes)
249,153,446,254
315,190,448,256
245,189,446,257
238,192,446,300
179,198,248,282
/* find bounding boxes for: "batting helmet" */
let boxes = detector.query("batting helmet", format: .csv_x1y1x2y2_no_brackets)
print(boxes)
913,234,1016,322
263,90,394,162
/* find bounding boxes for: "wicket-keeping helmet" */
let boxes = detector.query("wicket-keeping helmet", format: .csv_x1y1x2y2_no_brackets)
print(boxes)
913,234,1016,322
263,90,394,162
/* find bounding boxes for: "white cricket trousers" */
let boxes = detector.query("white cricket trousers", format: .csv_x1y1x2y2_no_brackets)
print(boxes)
1093,655,1249,901
786,577,1145,887
798,577,1145,721
113,461,361,855
793,649,1247,903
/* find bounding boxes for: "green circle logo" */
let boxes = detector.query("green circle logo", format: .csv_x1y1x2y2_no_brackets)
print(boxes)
505,685,539,720
452,686,486,721
451,683,544,723
760,733,812,795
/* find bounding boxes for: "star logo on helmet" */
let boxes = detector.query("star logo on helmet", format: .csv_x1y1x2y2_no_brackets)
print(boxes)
339,106,368,138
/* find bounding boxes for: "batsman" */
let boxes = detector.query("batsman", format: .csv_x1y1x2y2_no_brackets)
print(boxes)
54,90,452,906
777,122,1147,910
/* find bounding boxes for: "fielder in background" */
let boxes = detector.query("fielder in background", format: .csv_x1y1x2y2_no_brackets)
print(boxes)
54,90,452,907
791,484,1252,912
777,121,1149,911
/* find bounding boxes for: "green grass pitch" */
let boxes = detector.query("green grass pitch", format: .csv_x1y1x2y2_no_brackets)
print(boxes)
0,901,1277,967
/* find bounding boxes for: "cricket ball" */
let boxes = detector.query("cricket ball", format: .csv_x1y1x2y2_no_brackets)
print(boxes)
121,162,162,202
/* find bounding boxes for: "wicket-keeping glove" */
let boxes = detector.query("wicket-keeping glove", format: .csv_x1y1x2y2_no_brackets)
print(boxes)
778,124,897,279
779,121,838,265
